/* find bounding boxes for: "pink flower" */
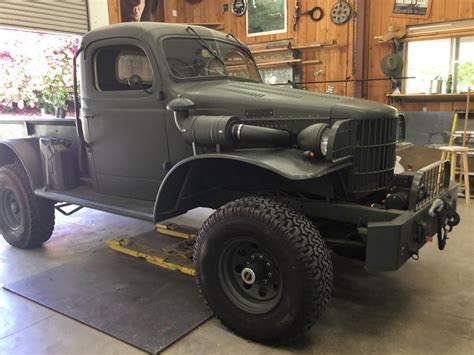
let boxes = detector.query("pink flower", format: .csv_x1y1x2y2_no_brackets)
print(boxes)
0,51,14,61
69,46,77,56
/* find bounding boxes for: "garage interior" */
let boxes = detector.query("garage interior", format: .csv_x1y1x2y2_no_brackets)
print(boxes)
0,0,473,354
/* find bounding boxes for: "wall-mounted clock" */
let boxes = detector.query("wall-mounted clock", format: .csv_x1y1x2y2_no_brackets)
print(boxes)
231,0,247,17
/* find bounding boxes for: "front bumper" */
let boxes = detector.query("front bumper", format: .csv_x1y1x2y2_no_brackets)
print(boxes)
365,182,458,272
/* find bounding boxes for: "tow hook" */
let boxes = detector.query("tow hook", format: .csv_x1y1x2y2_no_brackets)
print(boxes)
428,199,444,217
428,199,459,251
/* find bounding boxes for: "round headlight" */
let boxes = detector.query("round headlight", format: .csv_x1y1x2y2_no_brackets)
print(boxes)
297,123,330,157
320,128,330,156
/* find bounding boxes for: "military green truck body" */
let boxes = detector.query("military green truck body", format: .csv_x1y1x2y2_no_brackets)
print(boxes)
0,23,460,343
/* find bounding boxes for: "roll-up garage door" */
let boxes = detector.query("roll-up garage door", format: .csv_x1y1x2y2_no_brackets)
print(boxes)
0,0,89,34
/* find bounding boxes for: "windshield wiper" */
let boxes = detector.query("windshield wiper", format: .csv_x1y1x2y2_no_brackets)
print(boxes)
186,26,225,66
226,32,252,57
226,32,242,45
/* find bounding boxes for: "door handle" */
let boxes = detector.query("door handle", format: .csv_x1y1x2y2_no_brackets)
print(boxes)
83,114,94,120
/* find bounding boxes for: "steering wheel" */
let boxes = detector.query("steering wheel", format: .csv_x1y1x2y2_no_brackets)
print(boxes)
167,58,195,78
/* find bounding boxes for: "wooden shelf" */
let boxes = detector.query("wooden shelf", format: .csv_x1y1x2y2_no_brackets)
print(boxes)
256,59,302,69
290,40,337,50
251,47,292,55
387,93,471,102
250,40,337,55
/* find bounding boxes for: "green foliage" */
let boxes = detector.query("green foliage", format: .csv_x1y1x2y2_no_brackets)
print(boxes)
458,62,474,90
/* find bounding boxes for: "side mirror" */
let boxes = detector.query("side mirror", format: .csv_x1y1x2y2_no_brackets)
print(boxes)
166,97,196,113
166,97,196,133
128,74,151,94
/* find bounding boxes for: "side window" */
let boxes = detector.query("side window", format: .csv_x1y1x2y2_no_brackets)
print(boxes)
94,45,153,91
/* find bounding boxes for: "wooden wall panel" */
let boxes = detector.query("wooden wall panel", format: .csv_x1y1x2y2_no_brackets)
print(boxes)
366,0,474,111
119,0,474,110
107,0,120,24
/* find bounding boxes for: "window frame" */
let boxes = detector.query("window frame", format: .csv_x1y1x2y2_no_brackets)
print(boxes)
92,42,157,94
403,34,474,94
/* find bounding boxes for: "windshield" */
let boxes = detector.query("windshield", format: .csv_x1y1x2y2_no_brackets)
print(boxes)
163,38,261,82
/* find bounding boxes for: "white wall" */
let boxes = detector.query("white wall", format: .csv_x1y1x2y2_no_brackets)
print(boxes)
88,0,109,30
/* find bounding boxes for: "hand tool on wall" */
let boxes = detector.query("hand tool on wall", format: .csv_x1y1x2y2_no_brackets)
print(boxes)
231,0,247,17
293,0,324,31
330,0,354,25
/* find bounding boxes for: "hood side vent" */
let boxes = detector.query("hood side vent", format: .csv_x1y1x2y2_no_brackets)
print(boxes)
220,86,265,98
245,109,274,118
225,83,303,99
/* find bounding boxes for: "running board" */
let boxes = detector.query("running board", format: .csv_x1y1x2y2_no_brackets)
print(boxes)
34,186,155,221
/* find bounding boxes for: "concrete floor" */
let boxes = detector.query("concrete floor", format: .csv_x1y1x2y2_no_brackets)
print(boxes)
0,201,473,355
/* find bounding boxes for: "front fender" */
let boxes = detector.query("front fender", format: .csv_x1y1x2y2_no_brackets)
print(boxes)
0,138,43,189
153,148,351,222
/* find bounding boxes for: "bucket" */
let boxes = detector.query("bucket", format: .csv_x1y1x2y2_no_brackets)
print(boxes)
430,78,443,94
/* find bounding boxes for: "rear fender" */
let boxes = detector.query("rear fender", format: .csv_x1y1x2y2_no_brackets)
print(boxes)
153,149,352,222
0,138,44,189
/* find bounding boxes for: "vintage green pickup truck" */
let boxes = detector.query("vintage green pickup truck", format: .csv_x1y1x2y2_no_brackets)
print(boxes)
0,23,460,343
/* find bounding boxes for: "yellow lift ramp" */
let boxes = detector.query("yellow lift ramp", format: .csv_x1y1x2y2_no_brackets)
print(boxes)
107,222,199,276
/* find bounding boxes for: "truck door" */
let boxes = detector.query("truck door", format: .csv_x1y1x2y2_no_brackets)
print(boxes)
81,39,169,201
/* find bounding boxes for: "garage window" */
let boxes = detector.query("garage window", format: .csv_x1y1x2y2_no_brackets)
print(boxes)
95,45,153,92
405,35,474,94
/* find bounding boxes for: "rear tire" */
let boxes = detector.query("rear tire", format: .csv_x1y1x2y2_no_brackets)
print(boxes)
194,196,333,344
0,162,55,249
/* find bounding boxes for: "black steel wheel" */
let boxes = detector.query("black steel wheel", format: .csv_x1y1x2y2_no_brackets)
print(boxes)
0,162,55,249
218,238,283,314
194,196,333,344
1,188,22,230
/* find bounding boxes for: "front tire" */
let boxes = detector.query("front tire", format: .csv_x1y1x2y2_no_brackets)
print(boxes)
194,197,333,344
0,162,55,249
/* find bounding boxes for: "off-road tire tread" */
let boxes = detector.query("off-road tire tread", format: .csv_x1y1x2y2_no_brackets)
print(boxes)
193,196,333,344
0,162,55,248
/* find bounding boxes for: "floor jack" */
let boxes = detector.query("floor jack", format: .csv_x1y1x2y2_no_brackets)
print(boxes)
107,223,198,276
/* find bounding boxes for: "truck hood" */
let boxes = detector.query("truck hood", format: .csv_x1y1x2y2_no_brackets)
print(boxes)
173,80,398,121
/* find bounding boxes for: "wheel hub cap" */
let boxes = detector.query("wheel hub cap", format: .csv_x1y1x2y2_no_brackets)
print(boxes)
10,200,19,214
241,267,256,285
1,189,22,229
